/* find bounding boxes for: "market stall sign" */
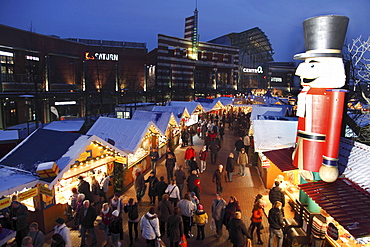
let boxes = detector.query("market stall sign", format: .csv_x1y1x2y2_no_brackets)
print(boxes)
77,150,92,162
39,186,54,197
0,197,11,210
18,187,38,202
115,156,127,165
327,222,339,240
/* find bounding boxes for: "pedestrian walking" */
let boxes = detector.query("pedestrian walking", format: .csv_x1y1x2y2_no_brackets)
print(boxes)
181,129,189,147
78,200,97,246
269,181,285,216
268,201,285,247
234,137,245,161
91,175,101,204
99,173,110,203
225,152,236,182
193,204,208,241
167,207,183,247
250,202,264,245
145,171,159,205
134,168,146,203
110,193,122,215
188,156,200,175
177,193,197,238
157,194,174,237
50,234,66,247
199,146,208,173
219,124,225,140
237,148,248,177
165,180,181,207
53,218,72,247
73,194,85,230
174,166,186,198
109,210,123,247
184,145,196,167
228,211,250,247
165,153,176,183
186,170,198,193
100,203,112,246
156,176,168,202
224,196,241,232
212,164,227,194
150,147,159,173
211,193,226,239
123,198,139,246
140,206,161,247
209,137,221,165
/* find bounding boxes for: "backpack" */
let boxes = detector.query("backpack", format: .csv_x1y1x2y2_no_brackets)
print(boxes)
127,204,139,220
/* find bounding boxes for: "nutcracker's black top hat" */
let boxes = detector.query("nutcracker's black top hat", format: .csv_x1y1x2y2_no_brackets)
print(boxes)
294,15,349,60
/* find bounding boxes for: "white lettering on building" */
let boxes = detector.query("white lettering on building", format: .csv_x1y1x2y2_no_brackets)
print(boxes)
85,52,119,61
242,66,263,74
271,77,283,82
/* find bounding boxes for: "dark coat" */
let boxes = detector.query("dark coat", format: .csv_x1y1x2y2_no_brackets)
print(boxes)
77,180,93,202
223,201,241,227
212,169,227,185
109,217,123,234
228,218,249,246
174,169,186,185
165,158,176,172
156,181,168,199
157,200,174,222
269,186,285,207
189,160,199,173
78,206,97,228
135,172,145,192
234,139,245,151
124,203,139,221
9,202,29,231
145,176,159,197
225,156,235,172
268,207,284,230
187,173,198,192
167,215,183,242
150,151,159,161
209,138,221,152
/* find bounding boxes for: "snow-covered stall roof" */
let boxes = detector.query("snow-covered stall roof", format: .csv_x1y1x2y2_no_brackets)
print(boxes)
217,97,234,106
87,117,163,153
132,111,178,134
195,98,224,112
43,120,85,132
253,119,297,152
167,101,204,115
251,105,293,121
0,130,19,142
0,129,82,173
0,166,39,197
151,106,190,125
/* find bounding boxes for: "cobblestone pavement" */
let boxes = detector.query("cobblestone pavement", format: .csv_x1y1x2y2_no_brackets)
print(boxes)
35,127,276,247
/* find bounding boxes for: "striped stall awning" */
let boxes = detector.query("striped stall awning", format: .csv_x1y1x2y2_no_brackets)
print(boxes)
299,178,370,238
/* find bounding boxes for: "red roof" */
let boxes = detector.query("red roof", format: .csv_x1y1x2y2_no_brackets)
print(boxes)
299,178,370,238
263,147,296,172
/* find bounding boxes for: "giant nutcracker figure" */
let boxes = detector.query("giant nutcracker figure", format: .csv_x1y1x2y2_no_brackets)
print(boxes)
293,15,349,194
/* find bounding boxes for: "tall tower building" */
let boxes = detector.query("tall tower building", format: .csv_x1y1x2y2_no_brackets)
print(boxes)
184,8,199,60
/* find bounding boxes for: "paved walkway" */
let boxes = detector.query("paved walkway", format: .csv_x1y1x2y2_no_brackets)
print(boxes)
36,127,274,247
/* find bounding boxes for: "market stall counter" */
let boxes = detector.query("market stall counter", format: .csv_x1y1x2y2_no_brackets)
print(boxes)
0,227,16,246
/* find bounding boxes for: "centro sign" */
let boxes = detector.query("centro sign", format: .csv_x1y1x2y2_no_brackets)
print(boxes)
85,52,119,61
243,66,263,74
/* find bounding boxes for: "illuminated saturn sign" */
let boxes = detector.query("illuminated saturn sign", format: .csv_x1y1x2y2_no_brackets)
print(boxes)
85,52,119,61
243,66,263,74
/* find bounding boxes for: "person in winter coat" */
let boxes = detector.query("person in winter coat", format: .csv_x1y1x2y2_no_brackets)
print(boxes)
157,194,174,237
150,147,160,173
101,203,112,246
167,207,183,247
54,218,72,247
109,210,123,247
165,180,181,207
184,145,196,167
90,175,101,204
211,193,226,239
237,148,248,177
27,222,45,247
193,179,202,200
224,196,241,231
212,165,227,194
177,193,197,238
110,193,122,215
77,176,93,203
193,204,208,240
190,192,199,206
219,124,225,140
268,201,285,247
145,171,159,205
140,206,161,247
156,176,168,202
225,152,236,182
186,170,198,193
250,202,264,245
203,132,211,150
209,137,221,165
9,201,29,247
134,168,146,203
99,173,110,203
165,153,176,183
269,181,285,215
78,200,97,246
124,198,139,246
181,129,189,147
51,233,66,247
228,211,249,247
234,137,245,161
73,194,85,229
174,166,186,199
199,145,208,173
188,156,200,175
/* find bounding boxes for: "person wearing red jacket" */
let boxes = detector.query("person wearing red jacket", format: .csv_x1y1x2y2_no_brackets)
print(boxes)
250,202,264,245
184,145,196,167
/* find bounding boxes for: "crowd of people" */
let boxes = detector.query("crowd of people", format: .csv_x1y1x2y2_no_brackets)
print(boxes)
0,112,313,247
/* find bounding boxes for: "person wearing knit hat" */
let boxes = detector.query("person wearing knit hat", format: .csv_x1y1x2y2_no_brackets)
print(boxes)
193,203,208,240
190,191,199,205
54,217,72,247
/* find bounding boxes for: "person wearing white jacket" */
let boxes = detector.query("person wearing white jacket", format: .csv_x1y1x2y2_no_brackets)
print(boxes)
165,180,181,206
140,207,161,247
54,217,72,247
